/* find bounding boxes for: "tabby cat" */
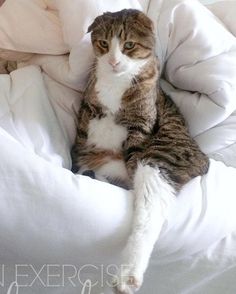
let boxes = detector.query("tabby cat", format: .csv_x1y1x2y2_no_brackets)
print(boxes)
71,9,209,293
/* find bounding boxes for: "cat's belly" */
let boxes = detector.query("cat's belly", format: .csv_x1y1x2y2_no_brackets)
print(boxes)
87,114,127,150
87,114,129,185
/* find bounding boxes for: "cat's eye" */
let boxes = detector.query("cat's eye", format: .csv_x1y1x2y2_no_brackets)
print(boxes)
124,41,135,50
98,40,109,48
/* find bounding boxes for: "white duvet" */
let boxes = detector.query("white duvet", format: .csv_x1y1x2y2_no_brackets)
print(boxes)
0,0,236,293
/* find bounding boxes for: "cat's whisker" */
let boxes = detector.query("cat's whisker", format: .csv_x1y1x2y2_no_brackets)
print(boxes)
83,64,97,75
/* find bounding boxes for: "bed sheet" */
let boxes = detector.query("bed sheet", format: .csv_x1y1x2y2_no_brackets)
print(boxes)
0,0,236,293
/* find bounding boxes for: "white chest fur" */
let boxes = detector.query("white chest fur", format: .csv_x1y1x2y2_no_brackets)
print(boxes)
90,64,132,151
86,42,145,181
87,114,127,151
95,73,131,114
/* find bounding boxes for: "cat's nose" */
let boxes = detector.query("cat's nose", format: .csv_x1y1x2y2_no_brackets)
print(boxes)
108,59,120,68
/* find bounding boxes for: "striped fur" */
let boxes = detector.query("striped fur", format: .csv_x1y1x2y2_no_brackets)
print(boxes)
71,9,209,191
71,9,209,293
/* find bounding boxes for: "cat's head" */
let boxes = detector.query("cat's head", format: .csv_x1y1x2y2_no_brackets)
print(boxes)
88,9,155,76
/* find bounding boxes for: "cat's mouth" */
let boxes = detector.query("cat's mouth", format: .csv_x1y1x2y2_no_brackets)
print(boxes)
112,68,122,74
111,67,126,76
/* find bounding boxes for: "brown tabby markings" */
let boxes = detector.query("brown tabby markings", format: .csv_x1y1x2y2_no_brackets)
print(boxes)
71,9,209,192
88,9,155,60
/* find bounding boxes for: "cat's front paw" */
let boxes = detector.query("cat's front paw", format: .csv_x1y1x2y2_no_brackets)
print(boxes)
112,270,143,294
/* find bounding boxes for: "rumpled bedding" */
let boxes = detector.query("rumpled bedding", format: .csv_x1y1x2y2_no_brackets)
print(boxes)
0,0,236,293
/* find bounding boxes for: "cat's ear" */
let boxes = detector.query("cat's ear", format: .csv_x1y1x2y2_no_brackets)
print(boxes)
136,12,154,33
87,15,102,33
87,20,96,33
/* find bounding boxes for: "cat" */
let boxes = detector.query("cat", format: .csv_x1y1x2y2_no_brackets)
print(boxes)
71,9,209,294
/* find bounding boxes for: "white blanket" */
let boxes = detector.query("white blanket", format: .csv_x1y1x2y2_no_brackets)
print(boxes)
0,0,236,293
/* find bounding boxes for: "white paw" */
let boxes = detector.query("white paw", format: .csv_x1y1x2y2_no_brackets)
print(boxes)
112,270,143,294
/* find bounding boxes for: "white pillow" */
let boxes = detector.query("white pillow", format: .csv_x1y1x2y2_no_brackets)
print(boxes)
0,0,67,54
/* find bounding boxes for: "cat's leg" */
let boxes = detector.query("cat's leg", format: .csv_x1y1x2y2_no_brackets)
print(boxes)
78,168,110,184
96,160,131,189
113,163,175,293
